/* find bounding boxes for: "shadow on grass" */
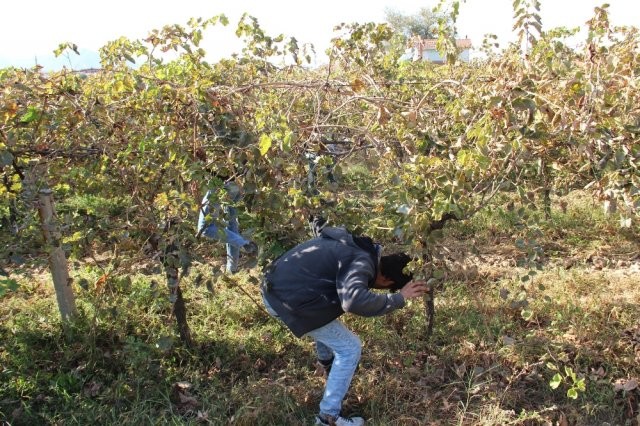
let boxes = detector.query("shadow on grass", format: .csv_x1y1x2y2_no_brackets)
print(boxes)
0,314,317,426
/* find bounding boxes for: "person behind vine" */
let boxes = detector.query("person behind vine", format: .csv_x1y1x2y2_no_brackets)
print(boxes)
261,226,428,425
305,138,344,197
305,137,347,238
196,175,257,274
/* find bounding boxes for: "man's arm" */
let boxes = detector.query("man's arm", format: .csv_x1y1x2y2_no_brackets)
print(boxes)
336,254,429,316
335,256,404,316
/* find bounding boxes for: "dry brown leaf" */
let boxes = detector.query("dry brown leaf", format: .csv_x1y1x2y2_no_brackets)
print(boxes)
376,106,390,125
350,78,365,93
454,362,467,378
614,378,638,392
401,110,417,126
558,412,568,426
178,392,198,405
314,362,327,378
623,379,638,391
83,381,102,397
196,410,209,422
94,273,109,293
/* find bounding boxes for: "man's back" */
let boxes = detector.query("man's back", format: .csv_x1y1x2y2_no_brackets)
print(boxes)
263,227,404,337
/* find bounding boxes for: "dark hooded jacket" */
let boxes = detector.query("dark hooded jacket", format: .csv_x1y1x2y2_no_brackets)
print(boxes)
262,227,405,337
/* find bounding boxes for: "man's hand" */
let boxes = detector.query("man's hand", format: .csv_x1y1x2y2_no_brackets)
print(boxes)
399,280,429,300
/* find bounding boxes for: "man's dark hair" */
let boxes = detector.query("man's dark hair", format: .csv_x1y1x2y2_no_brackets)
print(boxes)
380,253,413,292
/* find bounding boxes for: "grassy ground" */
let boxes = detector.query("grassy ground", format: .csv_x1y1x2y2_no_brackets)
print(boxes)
1,192,639,425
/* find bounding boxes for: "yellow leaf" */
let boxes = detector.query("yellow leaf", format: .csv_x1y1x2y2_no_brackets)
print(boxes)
114,80,125,92
259,134,272,156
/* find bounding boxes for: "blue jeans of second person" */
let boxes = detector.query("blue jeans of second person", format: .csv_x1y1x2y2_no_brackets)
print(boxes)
262,296,362,417
224,206,241,273
198,189,250,273
199,206,248,273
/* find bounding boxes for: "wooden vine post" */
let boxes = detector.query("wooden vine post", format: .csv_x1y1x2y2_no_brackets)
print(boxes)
38,188,77,322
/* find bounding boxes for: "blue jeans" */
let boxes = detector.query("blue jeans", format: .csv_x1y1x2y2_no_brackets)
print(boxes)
262,296,362,417
224,206,241,273
197,189,249,273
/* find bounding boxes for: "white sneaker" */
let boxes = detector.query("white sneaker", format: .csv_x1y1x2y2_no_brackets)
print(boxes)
315,413,365,426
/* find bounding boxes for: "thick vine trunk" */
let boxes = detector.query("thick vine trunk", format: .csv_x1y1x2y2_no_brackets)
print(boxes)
162,241,193,347
173,287,191,345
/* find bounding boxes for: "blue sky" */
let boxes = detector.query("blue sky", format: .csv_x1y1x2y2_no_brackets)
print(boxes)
1,0,638,70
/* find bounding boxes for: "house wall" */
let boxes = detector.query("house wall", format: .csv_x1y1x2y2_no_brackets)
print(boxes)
422,49,470,63
423,50,444,62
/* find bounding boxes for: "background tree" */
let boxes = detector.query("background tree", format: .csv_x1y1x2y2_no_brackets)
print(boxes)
384,7,444,39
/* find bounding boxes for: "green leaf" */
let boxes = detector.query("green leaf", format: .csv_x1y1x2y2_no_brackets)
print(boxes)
549,373,562,389
432,269,445,279
0,278,19,297
282,131,294,152
521,309,533,321
259,134,272,156
564,366,576,380
567,388,578,399
20,106,41,123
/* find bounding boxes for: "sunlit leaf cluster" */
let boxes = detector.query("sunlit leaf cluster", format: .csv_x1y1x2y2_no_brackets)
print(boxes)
0,3,638,271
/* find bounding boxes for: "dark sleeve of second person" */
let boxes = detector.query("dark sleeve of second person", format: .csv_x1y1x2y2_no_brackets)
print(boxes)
335,252,405,316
